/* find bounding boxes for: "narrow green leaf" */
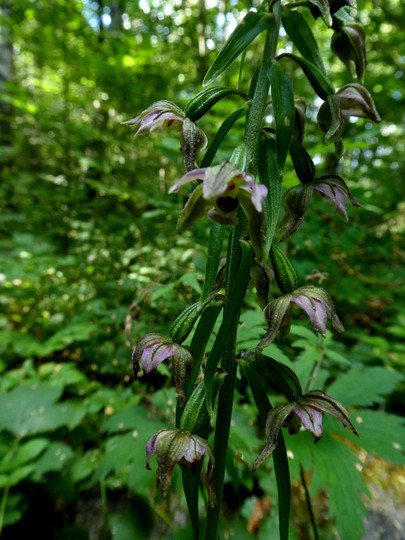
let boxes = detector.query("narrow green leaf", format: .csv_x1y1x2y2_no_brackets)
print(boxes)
203,12,274,86
258,137,283,257
253,354,303,401
277,53,335,100
201,106,247,168
204,241,252,420
185,86,248,121
186,305,223,397
244,364,291,540
268,62,294,171
281,9,326,74
289,137,316,183
200,222,225,302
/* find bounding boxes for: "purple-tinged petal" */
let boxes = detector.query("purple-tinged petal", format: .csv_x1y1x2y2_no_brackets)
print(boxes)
169,168,207,194
304,390,359,437
294,404,324,439
182,436,207,463
145,432,159,469
243,181,268,213
291,295,328,336
203,162,240,200
141,343,175,374
297,286,344,333
314,183,349,220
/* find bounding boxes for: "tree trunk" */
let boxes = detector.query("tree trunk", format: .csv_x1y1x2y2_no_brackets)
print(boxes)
0,0,14,162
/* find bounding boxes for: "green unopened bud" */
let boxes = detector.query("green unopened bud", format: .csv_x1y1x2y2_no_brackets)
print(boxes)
170,296,220,345
180,381,209,433
331,21,366,81
180,118,208,171
270,243,298,295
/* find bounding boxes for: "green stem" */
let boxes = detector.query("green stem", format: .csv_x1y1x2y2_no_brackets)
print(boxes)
244,1,281,176
203,5,282,538
0,485,10,535
204,226,251,540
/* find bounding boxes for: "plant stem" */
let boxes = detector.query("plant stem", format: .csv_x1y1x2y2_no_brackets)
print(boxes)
204,224,250,540
0,485,9,536
244,1,281,176
204,7,282,537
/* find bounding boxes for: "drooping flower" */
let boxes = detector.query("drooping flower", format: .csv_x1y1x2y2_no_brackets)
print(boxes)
169,161,268,259
331,17,366,81
257,285,344,351
253,390,358,470
145,428,215,502
318,84,380,158
280,174,360,239
124,101,207,170
132,333,192,407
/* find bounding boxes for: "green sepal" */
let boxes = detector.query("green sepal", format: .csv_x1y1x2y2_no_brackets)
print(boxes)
268,61,294,171
203,11,274,86
253,402,295,470
308,0,332,27
176,184,209,233
238,190,265,262
277,53,335,100
289,137,316,184
185,86,248,122
270,242,298,295
201,106,248,168
258,136,283,258
281,9,327,74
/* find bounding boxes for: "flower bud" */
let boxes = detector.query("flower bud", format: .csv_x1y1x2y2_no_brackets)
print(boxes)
331,21,366,81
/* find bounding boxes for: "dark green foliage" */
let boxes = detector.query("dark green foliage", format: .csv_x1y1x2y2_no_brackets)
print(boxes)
0,0,404,538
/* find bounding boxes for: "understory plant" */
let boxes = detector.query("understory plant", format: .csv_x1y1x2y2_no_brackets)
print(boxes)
126,1,384,538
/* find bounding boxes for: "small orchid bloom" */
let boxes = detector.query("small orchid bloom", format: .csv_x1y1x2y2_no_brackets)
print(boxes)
124,100,185,135
318,84,380,158
253,390,358,470
169,161,268,259
257,285,344,351
124,101,207,170
146,428,215,501
132,333,192,407
280,174,360,239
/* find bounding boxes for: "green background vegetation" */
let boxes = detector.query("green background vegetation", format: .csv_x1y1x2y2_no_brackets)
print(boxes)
0,0,404,538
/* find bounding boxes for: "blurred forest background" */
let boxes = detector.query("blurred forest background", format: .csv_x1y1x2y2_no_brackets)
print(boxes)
0,0,404,539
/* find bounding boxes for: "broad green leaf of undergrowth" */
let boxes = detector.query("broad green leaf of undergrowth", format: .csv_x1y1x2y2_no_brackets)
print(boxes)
288,430,368,540
327,365,404,407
